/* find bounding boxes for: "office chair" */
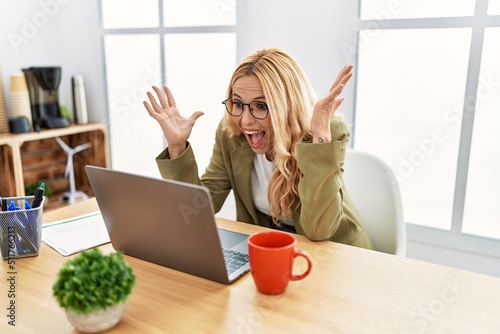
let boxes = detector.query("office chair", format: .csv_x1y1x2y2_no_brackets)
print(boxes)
343,149,406,256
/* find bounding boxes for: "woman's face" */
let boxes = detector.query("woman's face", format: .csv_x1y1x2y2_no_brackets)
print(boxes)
231,75,273,157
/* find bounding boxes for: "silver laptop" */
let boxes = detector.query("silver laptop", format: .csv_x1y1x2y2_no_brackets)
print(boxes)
85,165,250,284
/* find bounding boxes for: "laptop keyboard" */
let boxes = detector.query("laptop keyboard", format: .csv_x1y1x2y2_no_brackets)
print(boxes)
223,249,249,274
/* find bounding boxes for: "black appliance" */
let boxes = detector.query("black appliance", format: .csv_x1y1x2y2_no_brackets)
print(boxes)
22,67,69,131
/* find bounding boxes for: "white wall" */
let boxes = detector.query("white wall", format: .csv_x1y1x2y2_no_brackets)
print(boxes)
1,0,499,278
0,0,105,123
407,239,500,278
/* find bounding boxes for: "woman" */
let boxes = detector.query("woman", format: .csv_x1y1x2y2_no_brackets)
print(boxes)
144,48,372,249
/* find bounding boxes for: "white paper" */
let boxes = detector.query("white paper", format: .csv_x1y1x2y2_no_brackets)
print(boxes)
42,211,110,256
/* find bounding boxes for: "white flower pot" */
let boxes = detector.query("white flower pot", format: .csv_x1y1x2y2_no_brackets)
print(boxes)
66,303,126,333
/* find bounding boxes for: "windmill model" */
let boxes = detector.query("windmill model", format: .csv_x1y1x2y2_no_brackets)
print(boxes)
55,137,92,204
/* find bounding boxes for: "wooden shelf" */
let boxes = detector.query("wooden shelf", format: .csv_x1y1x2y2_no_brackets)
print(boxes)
0,123,109,211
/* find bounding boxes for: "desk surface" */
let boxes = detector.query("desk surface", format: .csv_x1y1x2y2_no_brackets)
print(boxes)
2,198,500,333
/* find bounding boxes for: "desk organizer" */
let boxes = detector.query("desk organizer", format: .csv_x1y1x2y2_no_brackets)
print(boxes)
1,196,44,259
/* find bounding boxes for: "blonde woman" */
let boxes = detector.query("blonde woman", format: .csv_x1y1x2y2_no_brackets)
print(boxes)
144,48,372,249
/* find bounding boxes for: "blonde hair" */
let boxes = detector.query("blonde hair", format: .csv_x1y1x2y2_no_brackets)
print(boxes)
223,48,317,223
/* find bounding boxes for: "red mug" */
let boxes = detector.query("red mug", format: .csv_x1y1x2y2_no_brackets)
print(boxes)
248,231,313,295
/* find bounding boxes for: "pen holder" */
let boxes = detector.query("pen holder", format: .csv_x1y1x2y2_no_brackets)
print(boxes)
1,196,44,259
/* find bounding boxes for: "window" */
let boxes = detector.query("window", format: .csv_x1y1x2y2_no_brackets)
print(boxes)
359,0,476,19
99,0,237,177
354,0,500,255
462,27,500,240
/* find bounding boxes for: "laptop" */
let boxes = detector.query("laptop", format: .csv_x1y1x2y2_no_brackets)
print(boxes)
85,165,250,284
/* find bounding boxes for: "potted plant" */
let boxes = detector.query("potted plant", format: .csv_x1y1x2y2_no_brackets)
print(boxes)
53,248,136,333
25,181,53,207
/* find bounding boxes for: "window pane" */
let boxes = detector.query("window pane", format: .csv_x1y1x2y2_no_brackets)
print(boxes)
101,0,159,28
488,0,500,15
163,0,236,27
355,28,472,230
164,33,236,174
359,0,475,19
104,34,164,176
462,28,500,240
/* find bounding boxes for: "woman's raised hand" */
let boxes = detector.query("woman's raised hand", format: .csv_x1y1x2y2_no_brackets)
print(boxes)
143,86,204,158
310,65,353,143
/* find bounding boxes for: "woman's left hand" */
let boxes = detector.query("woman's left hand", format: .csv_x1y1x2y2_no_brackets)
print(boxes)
310,65,353,143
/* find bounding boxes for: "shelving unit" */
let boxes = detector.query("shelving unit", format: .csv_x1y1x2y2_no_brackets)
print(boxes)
0,123,109,210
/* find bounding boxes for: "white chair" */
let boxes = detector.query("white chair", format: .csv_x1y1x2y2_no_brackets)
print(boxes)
343,149,406,256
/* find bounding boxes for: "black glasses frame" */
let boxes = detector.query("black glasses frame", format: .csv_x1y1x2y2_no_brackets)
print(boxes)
221,98,269,120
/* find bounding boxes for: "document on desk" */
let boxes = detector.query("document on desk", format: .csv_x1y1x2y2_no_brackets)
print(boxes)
42,211,111,256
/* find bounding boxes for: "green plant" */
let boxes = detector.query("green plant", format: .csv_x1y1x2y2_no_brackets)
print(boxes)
53,248,136,315
25,182,53,197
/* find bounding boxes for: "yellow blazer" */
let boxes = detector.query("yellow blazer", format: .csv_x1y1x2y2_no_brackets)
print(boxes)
156,118,372,249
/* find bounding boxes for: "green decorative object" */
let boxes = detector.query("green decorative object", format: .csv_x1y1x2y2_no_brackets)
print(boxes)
25,182,53,197
59,104,70,119
53,248,136,332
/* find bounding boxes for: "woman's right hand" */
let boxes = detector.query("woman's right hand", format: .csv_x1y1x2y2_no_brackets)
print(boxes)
143,86,204,159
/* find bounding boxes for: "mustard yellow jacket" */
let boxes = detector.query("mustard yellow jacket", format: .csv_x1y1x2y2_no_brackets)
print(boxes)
156,118,372,249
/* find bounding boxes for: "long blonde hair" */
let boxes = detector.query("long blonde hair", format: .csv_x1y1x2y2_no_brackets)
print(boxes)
223,48,317,223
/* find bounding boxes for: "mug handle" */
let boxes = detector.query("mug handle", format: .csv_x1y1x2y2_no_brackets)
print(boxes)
290,250,313,281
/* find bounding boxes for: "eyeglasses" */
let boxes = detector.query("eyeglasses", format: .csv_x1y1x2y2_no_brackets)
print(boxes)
222,98,269,120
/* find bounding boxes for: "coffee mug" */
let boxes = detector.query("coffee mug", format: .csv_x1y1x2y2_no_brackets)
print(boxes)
248,231,313,295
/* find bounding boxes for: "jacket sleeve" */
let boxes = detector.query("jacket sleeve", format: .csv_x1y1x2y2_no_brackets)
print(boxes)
156,144,202,185
155,122,232,214
295,119,350,241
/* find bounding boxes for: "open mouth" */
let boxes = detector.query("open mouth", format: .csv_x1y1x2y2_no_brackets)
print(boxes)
245,130,266,147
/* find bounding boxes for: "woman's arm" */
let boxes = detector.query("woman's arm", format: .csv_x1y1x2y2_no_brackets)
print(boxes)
296,119,350,240
156,121,233,214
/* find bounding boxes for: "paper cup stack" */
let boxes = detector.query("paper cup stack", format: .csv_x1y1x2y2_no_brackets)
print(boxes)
0,66,9,133
10,73,32,130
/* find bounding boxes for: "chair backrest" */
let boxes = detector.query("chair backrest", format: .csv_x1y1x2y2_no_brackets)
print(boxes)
343,149,406,256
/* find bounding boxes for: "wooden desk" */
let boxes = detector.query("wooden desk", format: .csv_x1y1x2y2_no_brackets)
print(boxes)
2,198,500,333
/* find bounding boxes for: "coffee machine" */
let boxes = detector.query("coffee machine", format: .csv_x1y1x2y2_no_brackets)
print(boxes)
22,67,69,131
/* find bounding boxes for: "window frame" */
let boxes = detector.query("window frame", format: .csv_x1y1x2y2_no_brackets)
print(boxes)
97,0,241,173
